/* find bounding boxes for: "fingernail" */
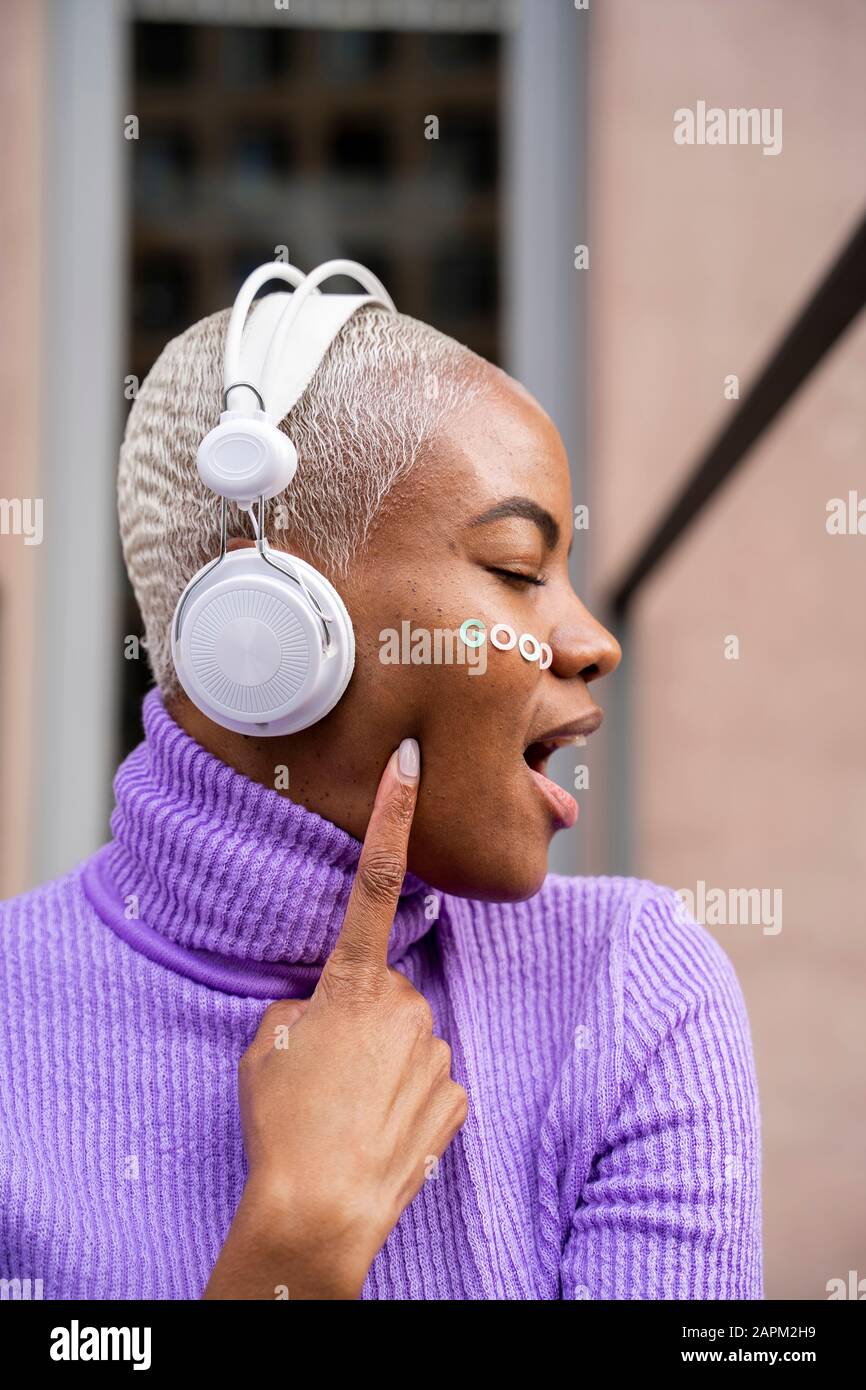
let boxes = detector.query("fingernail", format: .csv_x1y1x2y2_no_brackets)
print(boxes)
397,737,420,784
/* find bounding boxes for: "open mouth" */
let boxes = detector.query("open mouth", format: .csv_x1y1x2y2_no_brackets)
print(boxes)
522,714,603,830
523,740,560,777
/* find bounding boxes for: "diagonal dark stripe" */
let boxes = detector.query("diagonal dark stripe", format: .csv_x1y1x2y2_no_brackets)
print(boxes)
610,207,866,616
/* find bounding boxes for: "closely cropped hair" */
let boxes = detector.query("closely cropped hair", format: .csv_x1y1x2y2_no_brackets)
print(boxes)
118,302,492,696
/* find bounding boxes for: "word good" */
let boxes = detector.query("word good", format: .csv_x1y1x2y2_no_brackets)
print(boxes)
459,619,552,668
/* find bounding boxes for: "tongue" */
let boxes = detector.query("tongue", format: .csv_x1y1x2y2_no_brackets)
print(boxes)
530,768,579,828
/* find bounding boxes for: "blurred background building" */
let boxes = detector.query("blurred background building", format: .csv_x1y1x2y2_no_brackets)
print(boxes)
1,0,864,1300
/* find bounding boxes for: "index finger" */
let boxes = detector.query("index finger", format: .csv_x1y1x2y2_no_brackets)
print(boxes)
327,738,421,974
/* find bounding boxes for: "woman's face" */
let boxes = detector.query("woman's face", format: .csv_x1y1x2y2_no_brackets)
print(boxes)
177,368,622,901
332,369,622,900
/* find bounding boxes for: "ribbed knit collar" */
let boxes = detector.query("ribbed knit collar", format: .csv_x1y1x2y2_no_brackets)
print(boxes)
84,688,435,997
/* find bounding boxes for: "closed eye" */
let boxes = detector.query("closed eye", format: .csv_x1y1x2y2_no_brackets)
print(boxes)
486,566,547,588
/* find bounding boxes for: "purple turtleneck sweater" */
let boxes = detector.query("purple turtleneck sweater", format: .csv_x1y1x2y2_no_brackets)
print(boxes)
0,689,762,1299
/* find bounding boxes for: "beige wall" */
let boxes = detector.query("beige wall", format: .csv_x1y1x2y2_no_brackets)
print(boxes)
0,0,44,897
588,0,866,1298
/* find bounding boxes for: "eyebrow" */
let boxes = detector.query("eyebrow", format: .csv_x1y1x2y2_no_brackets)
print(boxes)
468,495,572,556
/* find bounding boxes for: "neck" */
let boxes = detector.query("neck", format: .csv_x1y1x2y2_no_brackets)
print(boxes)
85,689,435,995
166,688,376,843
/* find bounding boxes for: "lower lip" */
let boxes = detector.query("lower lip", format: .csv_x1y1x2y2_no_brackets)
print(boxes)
528,767,579,829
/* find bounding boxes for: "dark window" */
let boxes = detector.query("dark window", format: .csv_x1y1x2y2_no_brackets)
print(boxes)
318,30,394,81
132,254,193,336
329,120,390,176
423,32,499,70
433,115,498,190
431,241,497,320
220,26,296,85
135,23,195,85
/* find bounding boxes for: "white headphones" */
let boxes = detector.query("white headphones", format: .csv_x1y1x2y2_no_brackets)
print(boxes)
170,258,396,736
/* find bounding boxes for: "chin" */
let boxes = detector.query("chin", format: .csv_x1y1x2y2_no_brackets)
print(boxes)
409,832,551,904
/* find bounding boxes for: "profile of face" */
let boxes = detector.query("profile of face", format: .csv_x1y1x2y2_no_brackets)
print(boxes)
174,367,621,902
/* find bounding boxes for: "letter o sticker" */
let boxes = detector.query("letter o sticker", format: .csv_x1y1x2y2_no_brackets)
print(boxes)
518,632,542,663
490,623,516,651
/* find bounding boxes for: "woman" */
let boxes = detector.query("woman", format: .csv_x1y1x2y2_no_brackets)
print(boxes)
0,301,762,1300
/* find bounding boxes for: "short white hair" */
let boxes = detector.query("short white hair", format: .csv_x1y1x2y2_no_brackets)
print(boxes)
118,302,493,696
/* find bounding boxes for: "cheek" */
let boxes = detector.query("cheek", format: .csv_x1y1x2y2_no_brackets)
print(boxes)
347,577,549,784
349,606,552,896
359,608,543,736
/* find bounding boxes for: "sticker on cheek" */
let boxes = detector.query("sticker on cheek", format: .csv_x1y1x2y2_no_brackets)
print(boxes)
459,618,486,648
458,619,553,668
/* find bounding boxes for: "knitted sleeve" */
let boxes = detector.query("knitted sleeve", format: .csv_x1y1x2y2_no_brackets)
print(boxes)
559,884,763,1300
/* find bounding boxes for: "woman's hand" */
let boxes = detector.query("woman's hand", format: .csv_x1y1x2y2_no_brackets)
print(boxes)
203,739,469,1300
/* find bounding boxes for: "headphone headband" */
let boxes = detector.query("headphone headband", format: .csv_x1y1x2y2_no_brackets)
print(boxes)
231,259,396,423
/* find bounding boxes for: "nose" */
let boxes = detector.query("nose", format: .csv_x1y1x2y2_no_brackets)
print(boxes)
548,599,622,685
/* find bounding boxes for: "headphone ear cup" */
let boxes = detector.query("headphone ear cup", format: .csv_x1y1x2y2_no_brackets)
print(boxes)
171,549,354,736
196,412,297,505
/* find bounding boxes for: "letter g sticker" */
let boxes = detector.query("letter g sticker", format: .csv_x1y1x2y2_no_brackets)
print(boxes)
459,618,486,649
